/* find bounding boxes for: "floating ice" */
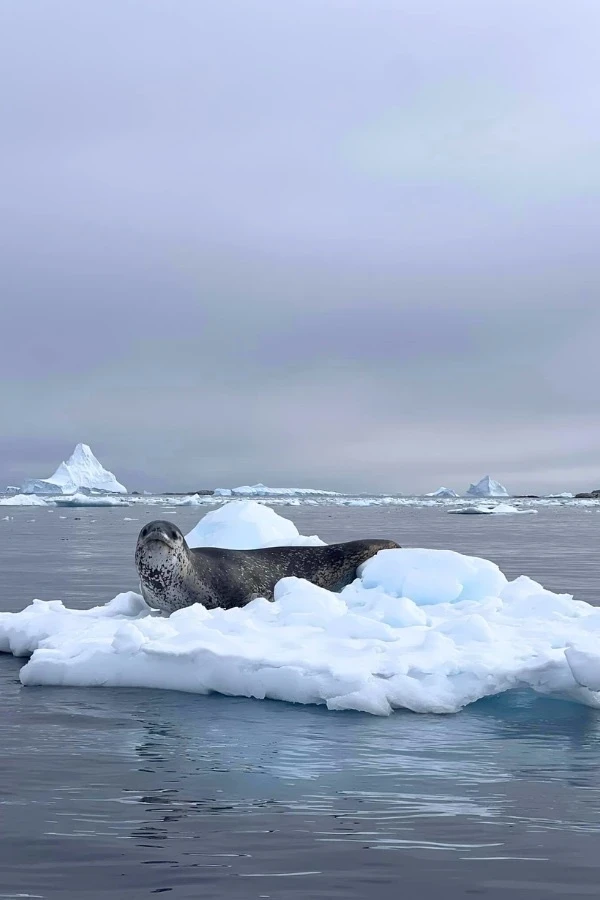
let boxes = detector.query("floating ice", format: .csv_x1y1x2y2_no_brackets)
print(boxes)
185,500,324,548
1,501,599,715
426,487,459,498
0,494,49,507
173,494,215,506
448,503,537,516
466,476,509,498
53,493,130,508
21,443,127,495
214,483,340,497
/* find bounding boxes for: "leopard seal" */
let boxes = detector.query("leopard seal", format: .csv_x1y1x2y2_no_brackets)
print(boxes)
134,519,399,614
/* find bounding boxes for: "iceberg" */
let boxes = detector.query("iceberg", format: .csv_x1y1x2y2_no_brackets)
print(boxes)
1,500,599,716
21,443,127,495
466,475,509,498
214,483,340,497
426,487,459,498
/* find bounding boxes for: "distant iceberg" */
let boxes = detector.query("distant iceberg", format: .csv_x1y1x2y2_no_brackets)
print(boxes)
426,487,459,498
21,443,127,495
214,483,340,497
466,476,509,498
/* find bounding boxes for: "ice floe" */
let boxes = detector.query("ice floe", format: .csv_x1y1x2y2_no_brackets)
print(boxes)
0,494,49,507
448,503,537,516
53,493,130,508
1,500,599,715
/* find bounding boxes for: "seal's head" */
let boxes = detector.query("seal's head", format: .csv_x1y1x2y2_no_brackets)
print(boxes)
136,519,185,552
135,520,190,611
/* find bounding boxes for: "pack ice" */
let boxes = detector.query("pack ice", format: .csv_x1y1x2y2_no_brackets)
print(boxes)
1,501,599,716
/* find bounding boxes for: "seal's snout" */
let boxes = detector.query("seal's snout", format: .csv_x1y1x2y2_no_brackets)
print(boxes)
137,520,183,550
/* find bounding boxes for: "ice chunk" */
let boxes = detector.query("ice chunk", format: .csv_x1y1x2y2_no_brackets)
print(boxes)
448,503,536,516
466,476,509,497
357,547,506,604
185,500,324,548
53,493,130,508
0,494,49,507
21,443,127,494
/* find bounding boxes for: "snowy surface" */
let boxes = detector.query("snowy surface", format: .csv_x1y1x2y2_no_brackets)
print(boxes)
0,494,49,507
21,443,127,495
185,500,324,548
214,483,340,497
448,503,537,516
426,487,459,498
1,501,600,715
466,476,509,498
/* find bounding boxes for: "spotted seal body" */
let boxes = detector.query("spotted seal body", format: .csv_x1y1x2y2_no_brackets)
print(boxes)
134,520,400,614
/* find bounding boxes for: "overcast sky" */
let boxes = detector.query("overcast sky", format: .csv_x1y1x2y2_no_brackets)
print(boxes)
1,0,599,494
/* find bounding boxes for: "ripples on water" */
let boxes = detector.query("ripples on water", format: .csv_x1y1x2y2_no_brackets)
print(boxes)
1,505,600,898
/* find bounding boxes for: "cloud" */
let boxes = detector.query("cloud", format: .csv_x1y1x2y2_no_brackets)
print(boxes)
1,0,600,493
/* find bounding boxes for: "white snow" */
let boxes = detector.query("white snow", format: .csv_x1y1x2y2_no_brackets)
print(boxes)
214,483,340,497
1,501,600,715
426,487,459,498
185,500,324,549
21,443,127,495
448,503,537,516
0,494,49,507
466,476,509,498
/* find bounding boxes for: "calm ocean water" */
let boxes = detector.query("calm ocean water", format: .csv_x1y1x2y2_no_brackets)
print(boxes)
1,504,600,899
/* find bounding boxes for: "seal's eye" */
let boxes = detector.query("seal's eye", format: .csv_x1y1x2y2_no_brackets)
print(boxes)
169,528,178,541
140,526,148,538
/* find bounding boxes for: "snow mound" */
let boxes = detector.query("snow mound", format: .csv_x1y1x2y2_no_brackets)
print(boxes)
2,501,600,715
0,494,49,507
185,500,324,549
426,487,459,498
21,443,127,495
466,476,509,497
448,503,537,516
214,483,340,497
53,493,130,508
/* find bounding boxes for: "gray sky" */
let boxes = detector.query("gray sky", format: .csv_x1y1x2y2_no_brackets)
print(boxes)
1,0,600,494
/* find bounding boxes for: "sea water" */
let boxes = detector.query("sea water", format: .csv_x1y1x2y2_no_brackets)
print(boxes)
1,504,599,898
